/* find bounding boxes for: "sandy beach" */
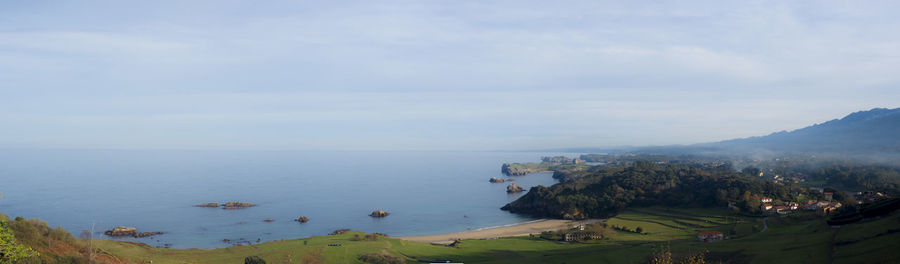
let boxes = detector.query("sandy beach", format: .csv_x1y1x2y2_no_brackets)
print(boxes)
397,219,604,244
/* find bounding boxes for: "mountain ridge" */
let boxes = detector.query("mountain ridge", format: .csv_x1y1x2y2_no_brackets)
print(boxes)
707,107,900,153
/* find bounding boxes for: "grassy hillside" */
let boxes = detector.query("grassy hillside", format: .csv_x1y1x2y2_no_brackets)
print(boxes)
81,207,899,264
6,206,896,263
0,213,128,264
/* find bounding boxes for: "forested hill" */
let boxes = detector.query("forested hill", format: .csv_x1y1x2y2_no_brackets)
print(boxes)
501,161,801,219
708,107,900,153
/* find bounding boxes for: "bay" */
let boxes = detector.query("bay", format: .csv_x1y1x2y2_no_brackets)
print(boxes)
0,149,573,248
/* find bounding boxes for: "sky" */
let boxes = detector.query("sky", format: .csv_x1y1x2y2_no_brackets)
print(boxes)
1,1,898,151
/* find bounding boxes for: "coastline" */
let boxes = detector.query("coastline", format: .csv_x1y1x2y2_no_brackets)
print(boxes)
396,218,604,244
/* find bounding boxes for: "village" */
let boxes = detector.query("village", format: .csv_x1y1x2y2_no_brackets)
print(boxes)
757,192,843,216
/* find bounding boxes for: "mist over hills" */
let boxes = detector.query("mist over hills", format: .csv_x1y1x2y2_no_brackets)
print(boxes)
564,108,900,159
710,107,900,153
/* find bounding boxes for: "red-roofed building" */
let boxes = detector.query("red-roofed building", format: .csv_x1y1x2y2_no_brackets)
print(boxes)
774,205,790,214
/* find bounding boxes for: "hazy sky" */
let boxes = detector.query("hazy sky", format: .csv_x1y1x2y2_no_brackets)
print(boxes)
1,1,898,151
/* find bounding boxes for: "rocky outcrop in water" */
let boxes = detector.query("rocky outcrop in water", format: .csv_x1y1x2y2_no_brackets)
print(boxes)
295,216,309,223
194,201,256,209
223,201,256,209
489,177,507,183
262,219,274,222
104,226,163,238
507,183,525,193
369,210,390,217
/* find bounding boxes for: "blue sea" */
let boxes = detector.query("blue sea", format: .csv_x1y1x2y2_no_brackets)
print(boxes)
0,150,573,249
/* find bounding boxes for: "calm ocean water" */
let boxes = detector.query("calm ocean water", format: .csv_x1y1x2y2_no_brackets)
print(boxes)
0,150,573,248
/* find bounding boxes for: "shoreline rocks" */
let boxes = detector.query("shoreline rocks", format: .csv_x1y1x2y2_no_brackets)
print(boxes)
369,210,390,218
507,183,524,193
489,177,507,183
193,202,219,208
295,216,309,223
104,226,163,238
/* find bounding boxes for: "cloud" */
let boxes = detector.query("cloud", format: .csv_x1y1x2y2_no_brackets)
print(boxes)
0,1,898,150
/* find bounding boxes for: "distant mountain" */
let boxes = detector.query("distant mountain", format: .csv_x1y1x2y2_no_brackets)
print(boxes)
706,107,900,153
554,108,900,156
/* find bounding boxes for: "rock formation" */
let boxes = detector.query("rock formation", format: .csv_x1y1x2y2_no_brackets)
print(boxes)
295,216,309,223
263,219,274,222
507,183,524,193
369,210,390,217
489,177,507,183
222,201,256,209
104,226,163,238
194,201,256,209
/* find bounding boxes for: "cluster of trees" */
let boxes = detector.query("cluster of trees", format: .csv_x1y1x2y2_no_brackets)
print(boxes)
611,225,643,234
503,161,798,219
809,164,900,194
738,155,900,194
349,233,384,241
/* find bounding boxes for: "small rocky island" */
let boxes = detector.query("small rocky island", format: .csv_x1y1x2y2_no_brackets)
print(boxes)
223,201,256,209
369,210,390,217
507,183,524,193
489,177,507,183
295,216,309,223
104,226,163,238
194,201,256,209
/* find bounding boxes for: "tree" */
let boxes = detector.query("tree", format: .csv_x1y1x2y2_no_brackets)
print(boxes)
636,227,644,234
0,219,39,264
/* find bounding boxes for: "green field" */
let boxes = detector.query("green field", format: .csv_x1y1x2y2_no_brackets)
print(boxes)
86,207,900,264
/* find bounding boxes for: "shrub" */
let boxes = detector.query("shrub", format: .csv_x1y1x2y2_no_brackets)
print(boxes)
0,219,39,264
358,252,406,264
244,255,266,264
